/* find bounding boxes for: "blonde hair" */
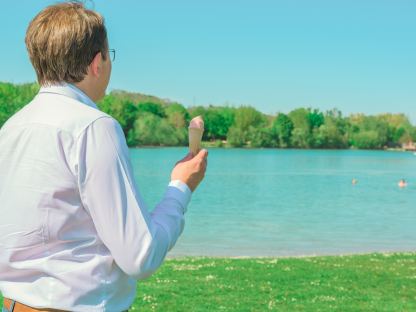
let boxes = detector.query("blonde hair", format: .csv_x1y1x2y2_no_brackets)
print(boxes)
25,2,108,85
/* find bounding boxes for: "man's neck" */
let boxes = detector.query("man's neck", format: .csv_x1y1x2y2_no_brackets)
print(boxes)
74,81,99,102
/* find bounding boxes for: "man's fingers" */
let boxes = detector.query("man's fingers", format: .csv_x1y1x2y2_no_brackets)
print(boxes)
196,149,208,160
176,149,207,167
181,152,193,162
196,149,208,171
184,152,194,160
175,152,193,166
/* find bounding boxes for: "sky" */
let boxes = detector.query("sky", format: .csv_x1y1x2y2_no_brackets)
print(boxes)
0,0,415,122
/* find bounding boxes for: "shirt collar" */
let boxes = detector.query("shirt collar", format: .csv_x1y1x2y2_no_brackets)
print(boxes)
38,82,98,110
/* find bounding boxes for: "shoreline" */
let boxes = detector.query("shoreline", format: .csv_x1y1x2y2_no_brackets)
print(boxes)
128,144,415,152
167,250,416,260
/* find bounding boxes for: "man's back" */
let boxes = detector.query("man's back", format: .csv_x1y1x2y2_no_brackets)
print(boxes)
0,85,138,311
0,86,108,252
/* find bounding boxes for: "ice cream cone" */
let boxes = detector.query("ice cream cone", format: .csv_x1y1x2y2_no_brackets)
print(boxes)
188,115,204,155
189,127,203,155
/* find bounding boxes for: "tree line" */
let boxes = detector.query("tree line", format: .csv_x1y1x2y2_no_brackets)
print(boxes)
1,82,415,149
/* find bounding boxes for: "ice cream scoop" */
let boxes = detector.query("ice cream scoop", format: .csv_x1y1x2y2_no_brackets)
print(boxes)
188,115,204,155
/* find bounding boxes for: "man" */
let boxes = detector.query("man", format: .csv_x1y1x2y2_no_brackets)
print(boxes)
0,2,207,311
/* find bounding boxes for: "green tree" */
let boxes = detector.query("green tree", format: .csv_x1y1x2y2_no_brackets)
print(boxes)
234,106,266,131
272,113,294,147
378,113,414,146
163,103,189,146
0,82,39,127
98,94,138,138
227,127,245,147
288,108,326,148
308,109,325,129
226,106,266,146
137,101,166,118
130,112,182,146
189,106,235,141
347,114,390,149
207,107,235,141
248,126,277,148
314,109,348,148
165,103,190,128
288,108,311,148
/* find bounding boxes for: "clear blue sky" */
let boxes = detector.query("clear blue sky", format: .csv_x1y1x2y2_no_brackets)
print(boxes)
1,0,415,122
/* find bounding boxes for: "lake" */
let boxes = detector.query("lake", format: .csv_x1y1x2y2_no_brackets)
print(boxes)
130,148,416,257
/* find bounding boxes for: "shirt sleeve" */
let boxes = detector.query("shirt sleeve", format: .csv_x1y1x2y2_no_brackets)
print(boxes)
76,116,191,280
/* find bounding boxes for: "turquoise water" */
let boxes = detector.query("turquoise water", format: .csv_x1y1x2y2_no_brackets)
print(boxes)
130,148,416,257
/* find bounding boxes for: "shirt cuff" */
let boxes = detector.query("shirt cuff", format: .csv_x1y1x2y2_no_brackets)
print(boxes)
167,180,192,213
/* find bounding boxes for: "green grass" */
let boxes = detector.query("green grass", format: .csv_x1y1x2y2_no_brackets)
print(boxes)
1,253,416,311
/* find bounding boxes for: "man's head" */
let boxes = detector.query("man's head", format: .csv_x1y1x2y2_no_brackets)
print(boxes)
25,2,111,101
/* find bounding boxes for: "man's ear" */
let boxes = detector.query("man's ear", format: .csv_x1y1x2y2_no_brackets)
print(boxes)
89,52,102,78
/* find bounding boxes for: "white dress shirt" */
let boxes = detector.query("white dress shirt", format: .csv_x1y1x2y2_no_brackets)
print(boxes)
0,83,192,312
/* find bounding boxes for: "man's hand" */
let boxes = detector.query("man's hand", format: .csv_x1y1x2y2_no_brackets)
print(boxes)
171,149,208,192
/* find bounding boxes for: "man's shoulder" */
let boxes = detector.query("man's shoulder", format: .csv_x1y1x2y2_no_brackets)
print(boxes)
1,93,115,139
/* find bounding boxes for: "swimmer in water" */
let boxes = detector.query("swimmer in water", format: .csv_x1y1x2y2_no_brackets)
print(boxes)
352,178,358,185
398,179,407,188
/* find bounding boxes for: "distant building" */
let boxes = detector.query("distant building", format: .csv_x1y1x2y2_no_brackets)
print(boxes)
402,141,416,151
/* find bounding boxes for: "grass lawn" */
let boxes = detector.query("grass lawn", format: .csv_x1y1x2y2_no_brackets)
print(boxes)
1,252,416,311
